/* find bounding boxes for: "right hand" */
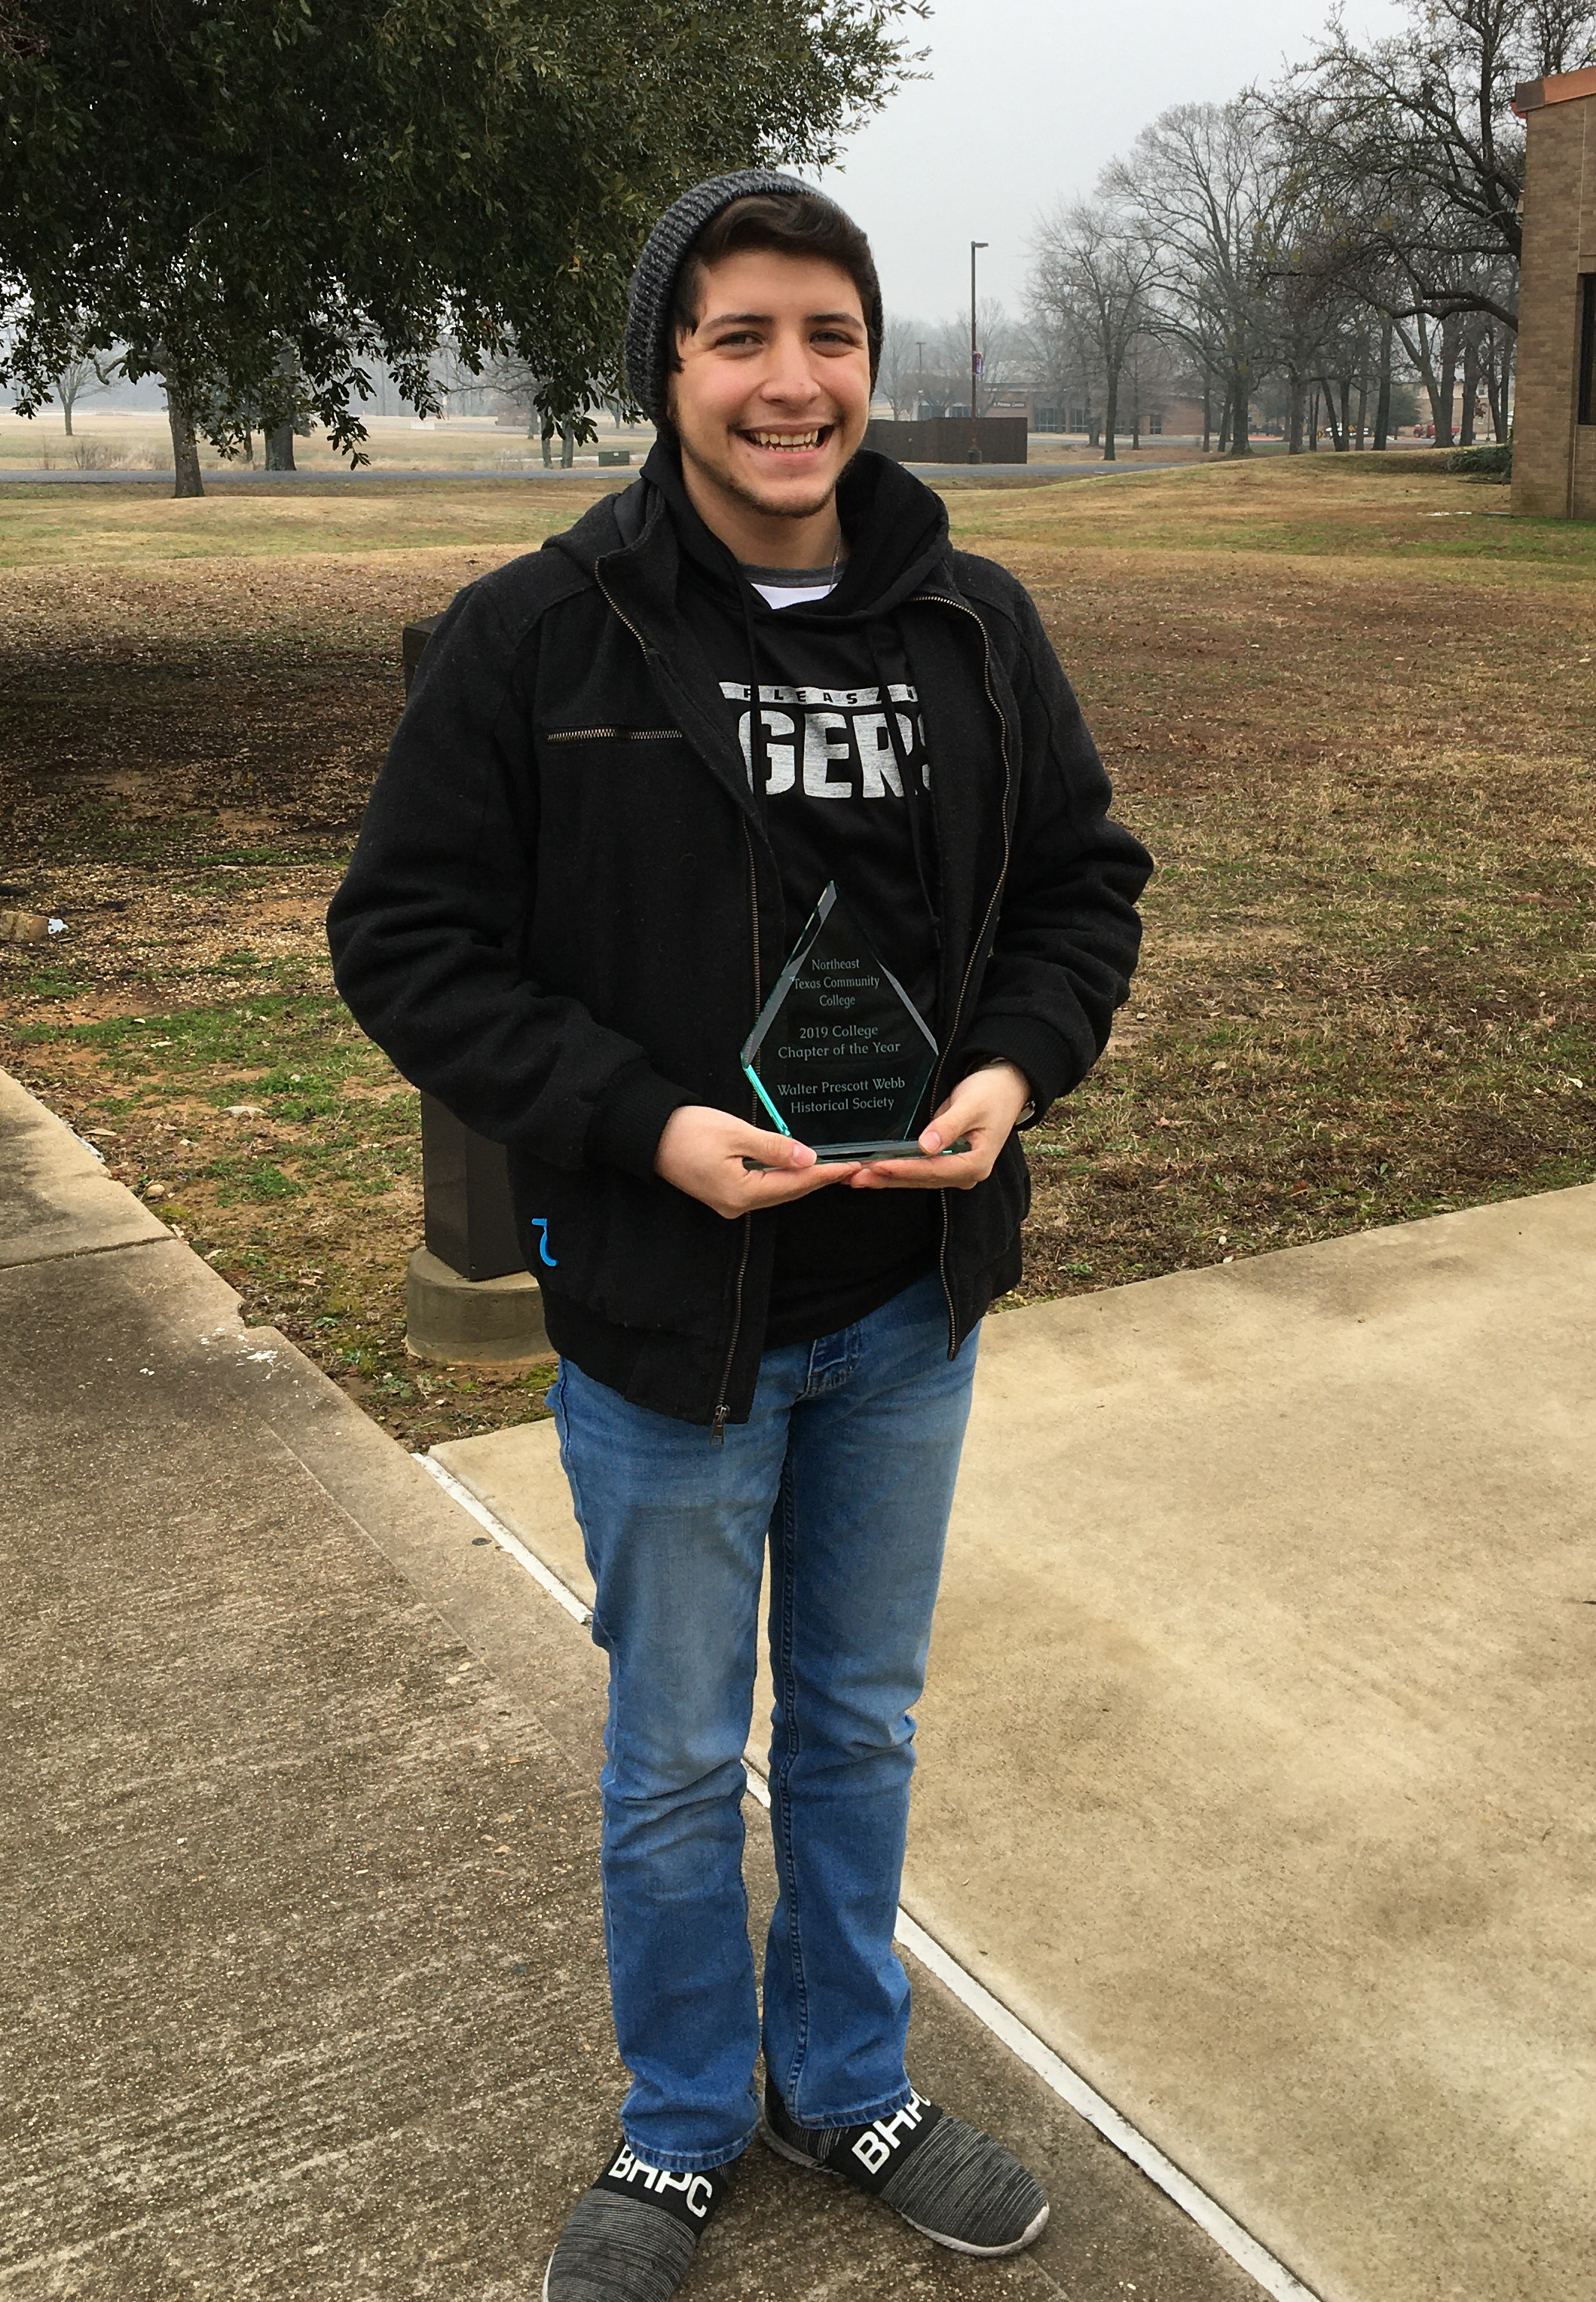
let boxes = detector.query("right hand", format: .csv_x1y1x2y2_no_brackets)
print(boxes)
653,1105,860,1220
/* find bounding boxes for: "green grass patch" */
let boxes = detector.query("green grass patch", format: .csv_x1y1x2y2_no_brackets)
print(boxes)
205,1155,304,1202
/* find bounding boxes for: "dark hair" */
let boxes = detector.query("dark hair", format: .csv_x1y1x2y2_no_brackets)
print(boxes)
669,191,882,381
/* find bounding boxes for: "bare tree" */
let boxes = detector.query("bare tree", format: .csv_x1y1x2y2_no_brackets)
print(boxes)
1278,0,1596,433
1031,199,1157,461
1017,302,1101,440
468,337,600,459
910,331,957,418
1254,204,1377,451
51,348,118,434
1108,98,1290,459
877,315,921,416
925,300,1015,415
973,299,1019,414
1272,0,1596,335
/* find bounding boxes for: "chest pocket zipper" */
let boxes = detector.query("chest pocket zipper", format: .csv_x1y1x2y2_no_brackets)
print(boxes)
544,727,685,744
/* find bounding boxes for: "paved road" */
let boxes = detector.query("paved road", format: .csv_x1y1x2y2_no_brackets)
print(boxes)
1,1066,1257,2302
0,459,1185,488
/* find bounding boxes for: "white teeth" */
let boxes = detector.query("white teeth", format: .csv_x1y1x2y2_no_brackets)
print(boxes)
749,430,822,450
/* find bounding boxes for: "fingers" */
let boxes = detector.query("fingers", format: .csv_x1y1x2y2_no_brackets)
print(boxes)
848,1144,987,1190
742,1159,861,1206
919,1083,987,1153
847,1078,1012,1192
736,1125,818,1173
724,1122,863,1208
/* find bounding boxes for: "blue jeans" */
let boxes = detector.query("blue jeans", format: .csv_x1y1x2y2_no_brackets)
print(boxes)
549,1272,979,2172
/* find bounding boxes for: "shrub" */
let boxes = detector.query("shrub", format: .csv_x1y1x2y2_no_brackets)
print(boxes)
1445,443,1512,480
70,439,130,469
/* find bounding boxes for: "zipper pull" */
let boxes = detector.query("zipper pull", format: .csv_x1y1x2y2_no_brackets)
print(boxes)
711,1404,729,1446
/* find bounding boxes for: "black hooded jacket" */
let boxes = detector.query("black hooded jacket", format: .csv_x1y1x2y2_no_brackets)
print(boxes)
327,448,1152,1428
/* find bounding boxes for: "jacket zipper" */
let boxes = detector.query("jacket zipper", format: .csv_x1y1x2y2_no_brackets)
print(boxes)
593,568,652,663
598,557,764,1442
711,821,763,1443
913,591,1018,1356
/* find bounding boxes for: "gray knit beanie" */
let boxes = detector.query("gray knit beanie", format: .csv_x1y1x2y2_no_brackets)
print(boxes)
624,169,881,425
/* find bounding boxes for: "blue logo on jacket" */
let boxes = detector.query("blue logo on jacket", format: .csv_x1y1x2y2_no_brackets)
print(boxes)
529,1218,557,1269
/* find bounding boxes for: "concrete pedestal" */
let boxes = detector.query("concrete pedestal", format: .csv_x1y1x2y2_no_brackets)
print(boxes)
405,1247,549,1368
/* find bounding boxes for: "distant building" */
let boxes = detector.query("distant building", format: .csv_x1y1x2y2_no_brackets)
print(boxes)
983,384,1210,438
1512,63,1596,519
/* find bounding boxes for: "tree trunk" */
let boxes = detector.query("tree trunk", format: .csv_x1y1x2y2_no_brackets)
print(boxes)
1486,340,1506,441
1337,375,1352,452
1434,316,1459,448
1373,321,1393,450
1217,390,1232,456
1307,387,1319,449
561,420,575,469
1399,317,1442,441
167,391,204,498
63,396,75,436
1354,363,1369,451
541,421,553,468
1102,370,1119,462
1202,378,1212,455
1228,369,1251,457
1288,373,1305,454
1316,380,1343,452
1460,338,1478,445
264,423,295,470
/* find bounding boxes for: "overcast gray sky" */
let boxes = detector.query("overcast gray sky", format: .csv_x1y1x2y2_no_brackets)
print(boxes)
814,0,1399,323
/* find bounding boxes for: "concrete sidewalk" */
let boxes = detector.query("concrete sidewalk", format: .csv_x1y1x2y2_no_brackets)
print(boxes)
439,1191,1596,2302
0,1065,1252,2302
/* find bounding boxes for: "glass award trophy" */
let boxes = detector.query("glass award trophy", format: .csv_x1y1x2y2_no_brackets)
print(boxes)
741,881,948,1161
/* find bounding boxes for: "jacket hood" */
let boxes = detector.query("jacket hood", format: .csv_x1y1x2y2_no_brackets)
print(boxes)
546,440,950,620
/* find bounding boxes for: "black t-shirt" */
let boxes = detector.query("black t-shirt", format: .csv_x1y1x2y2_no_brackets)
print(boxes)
705,579,939,1026
672,525,944,1349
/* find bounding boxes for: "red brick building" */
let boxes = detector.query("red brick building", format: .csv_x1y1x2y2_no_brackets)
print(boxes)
1512,64,1596,519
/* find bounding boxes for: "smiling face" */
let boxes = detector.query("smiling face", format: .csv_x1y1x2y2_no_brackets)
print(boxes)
666,246,873,562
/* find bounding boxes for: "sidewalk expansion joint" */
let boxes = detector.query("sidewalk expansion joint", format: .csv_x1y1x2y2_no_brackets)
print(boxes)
1,1229,173,1271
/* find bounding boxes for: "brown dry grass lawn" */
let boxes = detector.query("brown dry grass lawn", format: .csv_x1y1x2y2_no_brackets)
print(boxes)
2,455,1592,1448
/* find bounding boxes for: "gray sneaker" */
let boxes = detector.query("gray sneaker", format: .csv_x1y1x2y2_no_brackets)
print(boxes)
760,2080,1048,2257
543,2138,732,2300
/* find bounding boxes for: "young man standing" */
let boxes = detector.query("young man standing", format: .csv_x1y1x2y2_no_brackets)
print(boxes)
329,171,1150,2299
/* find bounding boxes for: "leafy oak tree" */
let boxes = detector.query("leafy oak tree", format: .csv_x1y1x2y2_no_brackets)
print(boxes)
0,0,920,492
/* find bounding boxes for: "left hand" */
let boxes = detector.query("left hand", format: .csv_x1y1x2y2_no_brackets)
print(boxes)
848,1060,1032,1191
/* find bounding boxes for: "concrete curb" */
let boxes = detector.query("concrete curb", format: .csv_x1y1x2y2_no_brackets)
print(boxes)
0,1067,170,1269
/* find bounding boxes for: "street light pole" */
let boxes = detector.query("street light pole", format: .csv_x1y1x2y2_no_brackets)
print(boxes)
969,241,988,463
